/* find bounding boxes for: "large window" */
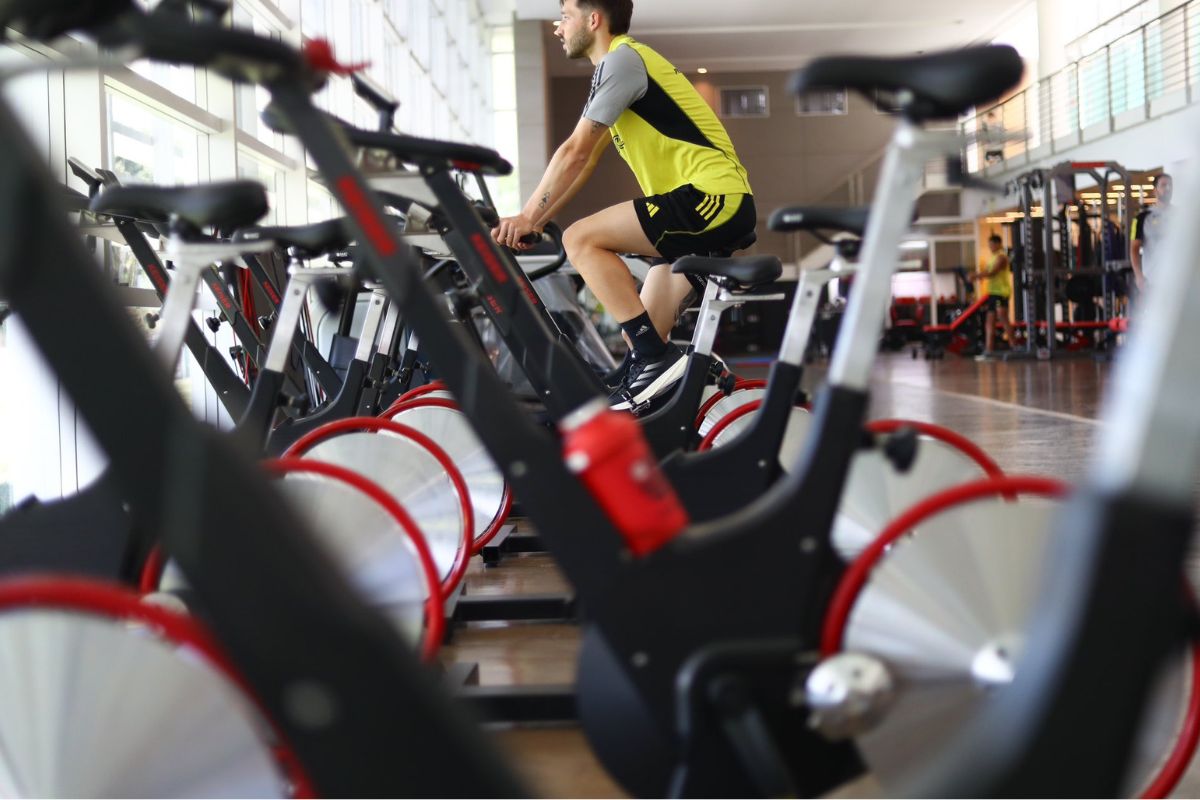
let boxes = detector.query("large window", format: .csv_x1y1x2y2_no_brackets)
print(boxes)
232,4,288,152
107,89,204,185
130,0,198,102
489,25,519,215
238,153,286,224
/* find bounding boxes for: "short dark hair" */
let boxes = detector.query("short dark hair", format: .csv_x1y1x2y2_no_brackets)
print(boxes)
565,0,633,35
988,234,1003,245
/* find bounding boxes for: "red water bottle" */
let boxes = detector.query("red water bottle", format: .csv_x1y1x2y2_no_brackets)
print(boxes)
561,400,690,556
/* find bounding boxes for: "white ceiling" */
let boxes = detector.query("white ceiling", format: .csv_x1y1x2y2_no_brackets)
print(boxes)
511,0,1035,75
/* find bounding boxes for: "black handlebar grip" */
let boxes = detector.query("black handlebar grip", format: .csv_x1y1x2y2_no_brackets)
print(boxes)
523,221,568,281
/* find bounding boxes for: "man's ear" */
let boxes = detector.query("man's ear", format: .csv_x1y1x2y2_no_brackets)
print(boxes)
588,10,602,31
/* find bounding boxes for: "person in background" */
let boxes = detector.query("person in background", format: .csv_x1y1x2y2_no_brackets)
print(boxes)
1131,173,1172,291
976,233,1014,359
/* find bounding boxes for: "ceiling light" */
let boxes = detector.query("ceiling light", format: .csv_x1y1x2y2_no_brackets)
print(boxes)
899,240,928,250
697,67,708,74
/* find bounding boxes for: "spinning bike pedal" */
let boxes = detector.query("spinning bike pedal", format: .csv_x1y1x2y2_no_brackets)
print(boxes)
256,315,273,331
881,427,919,473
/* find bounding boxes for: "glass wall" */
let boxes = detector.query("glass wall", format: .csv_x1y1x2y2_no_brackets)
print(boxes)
0,0,511,505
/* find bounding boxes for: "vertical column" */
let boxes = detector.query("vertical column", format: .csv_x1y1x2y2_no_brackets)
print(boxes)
1036,0,1075,79
60,63,111,491
513,19,550,204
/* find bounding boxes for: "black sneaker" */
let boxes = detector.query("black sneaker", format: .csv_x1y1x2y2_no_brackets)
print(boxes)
602,350,633,391
609,343,688,410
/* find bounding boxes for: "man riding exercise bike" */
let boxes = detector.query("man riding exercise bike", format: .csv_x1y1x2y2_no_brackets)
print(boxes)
491,0,756,410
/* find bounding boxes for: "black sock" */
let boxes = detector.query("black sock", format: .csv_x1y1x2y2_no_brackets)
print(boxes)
620,311,667,359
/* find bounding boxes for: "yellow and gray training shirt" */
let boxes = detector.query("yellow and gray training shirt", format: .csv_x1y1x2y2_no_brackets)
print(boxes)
581,34,752,199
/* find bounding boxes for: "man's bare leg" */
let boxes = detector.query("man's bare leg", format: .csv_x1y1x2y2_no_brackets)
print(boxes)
564,202,693,406
640,264,695,341
563,201,659,324
998,307,1014,347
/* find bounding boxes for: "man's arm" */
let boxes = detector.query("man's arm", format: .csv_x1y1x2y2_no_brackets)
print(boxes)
492,117,610,248
534,131,611,226
1130,213,1146,289
977,253,1008,279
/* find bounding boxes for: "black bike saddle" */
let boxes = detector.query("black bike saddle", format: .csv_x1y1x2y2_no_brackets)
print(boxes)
769,206,869,237
793,45,1024,121
90,181,269,236
233,218,352,258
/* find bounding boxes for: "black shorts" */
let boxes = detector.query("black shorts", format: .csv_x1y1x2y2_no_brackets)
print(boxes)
633,184,757,261
984,294,1009,313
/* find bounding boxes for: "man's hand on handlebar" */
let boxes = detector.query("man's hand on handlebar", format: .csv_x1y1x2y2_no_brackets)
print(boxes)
492,214,541,251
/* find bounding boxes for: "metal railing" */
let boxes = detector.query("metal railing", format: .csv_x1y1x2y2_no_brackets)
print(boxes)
965,0,1199,173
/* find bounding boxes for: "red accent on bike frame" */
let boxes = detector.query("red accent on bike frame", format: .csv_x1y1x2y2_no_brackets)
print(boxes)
144,262,168,295
382,396,514,554
139,545,166,594
238,269,260,384
263,458,445,662
515,272,542,308
821,476,1071,656
335,176,397,257
470,232,510,284
209,275,237,317
302,38,369,75
0,575,316,795
283,418,473,599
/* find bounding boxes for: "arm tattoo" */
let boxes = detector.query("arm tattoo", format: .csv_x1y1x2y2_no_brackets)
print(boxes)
538,192,550,210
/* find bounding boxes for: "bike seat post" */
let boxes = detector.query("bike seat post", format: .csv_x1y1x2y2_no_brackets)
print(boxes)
351,285,390,364
263,266,345,374
690,281,729,357
777,268,846,367
158,230,274,372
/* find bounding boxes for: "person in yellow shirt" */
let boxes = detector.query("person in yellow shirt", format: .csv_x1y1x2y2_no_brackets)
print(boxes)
490,0,755,409
976,234,1014,358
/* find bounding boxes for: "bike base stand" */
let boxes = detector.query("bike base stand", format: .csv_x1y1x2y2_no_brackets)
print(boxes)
457,683,578,724
480,523,546,565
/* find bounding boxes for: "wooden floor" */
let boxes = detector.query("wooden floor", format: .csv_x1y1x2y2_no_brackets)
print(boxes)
440,352,1200,798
